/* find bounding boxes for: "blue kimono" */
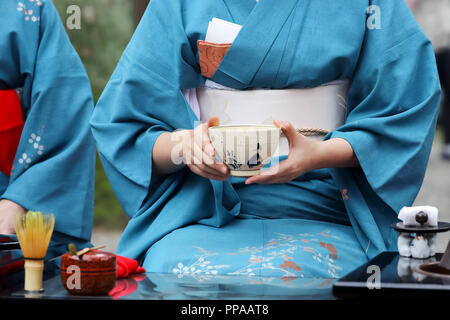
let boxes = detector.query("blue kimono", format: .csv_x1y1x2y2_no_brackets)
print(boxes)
0,0,95,246
91,0,441,279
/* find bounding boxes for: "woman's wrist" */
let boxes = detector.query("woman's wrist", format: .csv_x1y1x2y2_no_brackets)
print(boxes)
153,131,188,175
0,199,26,235
0,199,26,213
307,137,359,172
295,138,323,173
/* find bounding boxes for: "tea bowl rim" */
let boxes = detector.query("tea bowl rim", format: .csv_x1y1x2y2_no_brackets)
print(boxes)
208,124,281,132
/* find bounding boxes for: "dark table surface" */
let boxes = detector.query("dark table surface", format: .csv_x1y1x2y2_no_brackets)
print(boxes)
0,255,337,300
1,243,449,300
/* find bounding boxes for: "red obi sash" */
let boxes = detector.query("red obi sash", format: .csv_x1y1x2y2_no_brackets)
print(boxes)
0,90,24,176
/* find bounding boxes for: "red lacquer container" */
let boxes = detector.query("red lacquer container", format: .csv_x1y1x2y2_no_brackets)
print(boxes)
60,251,116,296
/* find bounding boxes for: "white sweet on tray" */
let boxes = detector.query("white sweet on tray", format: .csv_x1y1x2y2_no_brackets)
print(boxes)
396,206,439,259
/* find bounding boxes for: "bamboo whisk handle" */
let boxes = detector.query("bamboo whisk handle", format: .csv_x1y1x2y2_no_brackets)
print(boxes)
24,259,44,292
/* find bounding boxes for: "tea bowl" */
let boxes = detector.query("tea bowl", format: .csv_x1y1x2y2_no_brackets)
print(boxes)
208,125,281,177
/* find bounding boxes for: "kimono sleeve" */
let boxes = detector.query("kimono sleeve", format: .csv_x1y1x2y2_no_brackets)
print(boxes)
1,1,96,242
90,0,204,217
326,1,441,219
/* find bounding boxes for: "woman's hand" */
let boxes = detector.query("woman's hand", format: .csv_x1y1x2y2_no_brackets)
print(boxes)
153,116,230,181
0,199,26,235
245,120,359,185
181,117,230,181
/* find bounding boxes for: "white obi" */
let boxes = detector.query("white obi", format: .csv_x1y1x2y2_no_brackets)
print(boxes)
183,80,349,156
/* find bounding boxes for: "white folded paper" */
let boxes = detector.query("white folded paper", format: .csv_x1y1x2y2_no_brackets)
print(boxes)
398,206,438,227
205,18,242,44
203,18,242,90
184,18,242,118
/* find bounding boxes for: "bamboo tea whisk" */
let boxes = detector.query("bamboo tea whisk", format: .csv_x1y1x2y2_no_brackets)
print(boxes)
14,211,55,292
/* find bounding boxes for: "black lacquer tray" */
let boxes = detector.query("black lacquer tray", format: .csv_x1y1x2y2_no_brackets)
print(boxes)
333,252,450,299
0,235,20,251
391,221,450,234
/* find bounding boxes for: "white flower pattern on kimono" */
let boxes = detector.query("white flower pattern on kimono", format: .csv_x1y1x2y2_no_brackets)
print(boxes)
28,133,45,155
17,132,45,169
17,0,46,23
172,247,230,281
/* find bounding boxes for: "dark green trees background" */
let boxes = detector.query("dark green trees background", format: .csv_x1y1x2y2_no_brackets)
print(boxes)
54,0,150,229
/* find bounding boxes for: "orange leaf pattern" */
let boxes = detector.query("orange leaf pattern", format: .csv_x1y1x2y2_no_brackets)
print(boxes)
197,40,231,78
171,231,343,280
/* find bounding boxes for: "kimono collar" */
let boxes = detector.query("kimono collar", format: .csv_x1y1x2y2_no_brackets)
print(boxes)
211,0,299,88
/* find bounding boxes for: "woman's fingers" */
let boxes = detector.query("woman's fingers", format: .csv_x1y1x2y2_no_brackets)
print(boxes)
201,124,216,158
182,128,213,164
208,116,220,127
245,159,295,185
245,169,286,184
188,163,229,181
274,120,298,148
191,152,227,177
183,119,230,180
198,120,229,174
196,164,229,179
245,168,279,184
204,116,219,157
204,142,216,159
185,117,229,181
193,140,229,174
201,136,229,174
184,135,229,179
192,140,213,165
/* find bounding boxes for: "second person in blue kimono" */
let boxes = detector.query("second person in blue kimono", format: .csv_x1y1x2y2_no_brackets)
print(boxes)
0,0,96,249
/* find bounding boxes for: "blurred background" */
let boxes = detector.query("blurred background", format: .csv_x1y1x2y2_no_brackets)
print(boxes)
53,0,450,253
54,0,152,249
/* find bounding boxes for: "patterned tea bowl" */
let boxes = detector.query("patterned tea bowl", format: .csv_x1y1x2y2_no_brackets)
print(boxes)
208,125,281,177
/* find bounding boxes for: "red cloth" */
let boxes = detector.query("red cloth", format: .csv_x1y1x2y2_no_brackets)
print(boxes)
108,274,146,300
108,255,146,299
116,255,146,279
0,90,24,176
